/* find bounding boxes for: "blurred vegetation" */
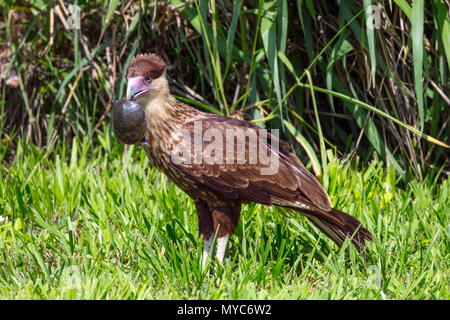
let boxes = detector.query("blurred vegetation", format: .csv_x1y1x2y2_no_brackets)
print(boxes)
1,0,449,179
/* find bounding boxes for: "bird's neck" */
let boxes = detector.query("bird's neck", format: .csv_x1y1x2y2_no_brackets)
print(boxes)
140,90,204,152
141,90,171,121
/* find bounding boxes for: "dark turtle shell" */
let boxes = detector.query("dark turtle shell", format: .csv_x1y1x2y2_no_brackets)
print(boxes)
112,99,147,145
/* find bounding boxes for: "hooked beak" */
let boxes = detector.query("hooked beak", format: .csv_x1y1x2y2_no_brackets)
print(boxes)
126,76,150,100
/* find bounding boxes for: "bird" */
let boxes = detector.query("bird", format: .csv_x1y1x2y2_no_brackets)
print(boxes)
123,53,372,264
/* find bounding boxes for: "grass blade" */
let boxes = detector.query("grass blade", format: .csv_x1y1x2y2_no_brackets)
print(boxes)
225,0,243,73
363,0,377,85
412,0,425,131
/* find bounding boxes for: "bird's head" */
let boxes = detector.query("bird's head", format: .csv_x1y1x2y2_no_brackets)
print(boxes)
126,53,168,103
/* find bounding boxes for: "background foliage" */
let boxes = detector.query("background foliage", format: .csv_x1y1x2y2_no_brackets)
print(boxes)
1,0,449,180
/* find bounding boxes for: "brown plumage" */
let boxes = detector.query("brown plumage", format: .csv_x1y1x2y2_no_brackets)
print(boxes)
127,53,166,79
124,53,372,262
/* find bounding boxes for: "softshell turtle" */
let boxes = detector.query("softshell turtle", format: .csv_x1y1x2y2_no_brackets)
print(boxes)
112,99,147,145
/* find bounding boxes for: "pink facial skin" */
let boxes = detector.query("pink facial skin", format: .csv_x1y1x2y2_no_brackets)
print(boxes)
126,76,152,99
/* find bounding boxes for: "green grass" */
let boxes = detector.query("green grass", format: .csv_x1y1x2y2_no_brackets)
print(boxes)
0,137,448,299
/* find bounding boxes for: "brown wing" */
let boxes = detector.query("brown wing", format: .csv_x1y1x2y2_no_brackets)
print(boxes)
170,115,332,211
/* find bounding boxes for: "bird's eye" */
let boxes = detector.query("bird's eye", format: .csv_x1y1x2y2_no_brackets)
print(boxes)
144,75,152,82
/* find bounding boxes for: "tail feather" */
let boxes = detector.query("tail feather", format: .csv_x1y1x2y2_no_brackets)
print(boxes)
302,208,372,251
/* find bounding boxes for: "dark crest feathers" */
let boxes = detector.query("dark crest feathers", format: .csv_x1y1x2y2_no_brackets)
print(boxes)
127,53,166,79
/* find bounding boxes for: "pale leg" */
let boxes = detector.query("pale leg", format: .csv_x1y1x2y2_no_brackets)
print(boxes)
202,236,213,267
216,235,229,263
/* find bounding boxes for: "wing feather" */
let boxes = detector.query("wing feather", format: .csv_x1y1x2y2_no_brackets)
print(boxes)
171,115,332,211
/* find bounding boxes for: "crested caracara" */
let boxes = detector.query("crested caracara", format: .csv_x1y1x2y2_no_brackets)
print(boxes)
118,53,372,264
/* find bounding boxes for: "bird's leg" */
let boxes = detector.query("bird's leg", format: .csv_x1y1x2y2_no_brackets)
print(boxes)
195,200,214,267
202,234,229,265
216,235,229,263
210,202,240,263
202,236,213,267
196,200,240,264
